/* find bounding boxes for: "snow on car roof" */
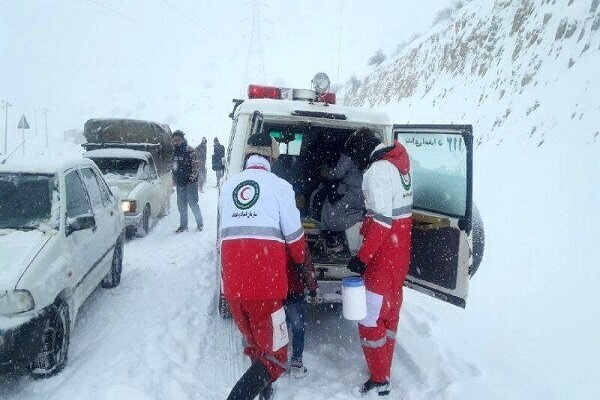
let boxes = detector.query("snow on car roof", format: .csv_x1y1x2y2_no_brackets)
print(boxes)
236,99,391,125
0,156,96,175
84,148,151,161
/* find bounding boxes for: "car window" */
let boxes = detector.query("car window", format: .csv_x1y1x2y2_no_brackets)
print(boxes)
65,170,92,218
397,133,467,217
80,168,106,210
93,169,113,205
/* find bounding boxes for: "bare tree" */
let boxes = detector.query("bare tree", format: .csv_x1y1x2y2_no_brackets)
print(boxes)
432,6,453,26
347,75,362,92
368,49,387,67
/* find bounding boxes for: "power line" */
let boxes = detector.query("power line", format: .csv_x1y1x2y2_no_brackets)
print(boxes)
336,0,345,85
86,0,203,46
241,0,266,92
160,0,211,35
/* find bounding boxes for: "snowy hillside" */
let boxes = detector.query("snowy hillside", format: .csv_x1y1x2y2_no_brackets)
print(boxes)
343,0,599,148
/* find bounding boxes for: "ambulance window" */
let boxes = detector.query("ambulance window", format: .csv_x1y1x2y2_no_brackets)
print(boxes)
270,129,303,156
397,133,467,217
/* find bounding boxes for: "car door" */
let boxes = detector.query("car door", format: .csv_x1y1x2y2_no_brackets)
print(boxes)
64,169,100,311
393,124,473,308
80,167,118,286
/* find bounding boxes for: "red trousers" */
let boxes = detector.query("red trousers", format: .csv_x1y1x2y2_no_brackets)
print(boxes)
358,287,403,383
228,299,289,380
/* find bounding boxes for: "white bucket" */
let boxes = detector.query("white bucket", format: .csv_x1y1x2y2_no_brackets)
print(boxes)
342,277,367,321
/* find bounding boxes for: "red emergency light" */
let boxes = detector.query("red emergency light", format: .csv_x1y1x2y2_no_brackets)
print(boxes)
248,85,282,99
318,92,336,104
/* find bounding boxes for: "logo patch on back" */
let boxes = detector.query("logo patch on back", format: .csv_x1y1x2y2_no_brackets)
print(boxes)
233,180,260,210
400,172,411,191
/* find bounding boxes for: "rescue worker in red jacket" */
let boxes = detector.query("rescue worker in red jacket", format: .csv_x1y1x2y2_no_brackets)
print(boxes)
220,132,306,400
344,127,413,398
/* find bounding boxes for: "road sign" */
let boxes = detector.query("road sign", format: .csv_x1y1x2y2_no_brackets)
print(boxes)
17,115,30,129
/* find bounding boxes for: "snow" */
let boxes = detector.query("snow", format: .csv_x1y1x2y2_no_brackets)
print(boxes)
84,149,152,162
2,132,597,399
0,230,52,291
237,99,391,126
1,1,598,399
0,156,93,175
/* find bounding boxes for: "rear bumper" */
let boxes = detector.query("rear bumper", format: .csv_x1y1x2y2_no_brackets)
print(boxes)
0,313,45,373
317,280,343,303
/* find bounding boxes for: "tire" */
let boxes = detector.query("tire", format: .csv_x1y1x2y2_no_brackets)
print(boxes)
29,301,70,378
218,291,232,319
102,238,123,288
135,205,151,238
469,204,485,277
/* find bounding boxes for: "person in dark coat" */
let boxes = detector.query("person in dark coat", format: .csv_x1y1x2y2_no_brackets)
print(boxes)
172,130,203,232
319,151,365,254
212,137,225,187
195,137,207,192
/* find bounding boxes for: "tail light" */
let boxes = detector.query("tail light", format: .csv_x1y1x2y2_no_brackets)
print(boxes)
248,85,282,99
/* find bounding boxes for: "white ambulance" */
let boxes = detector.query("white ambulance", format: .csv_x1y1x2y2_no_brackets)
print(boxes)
218,73,484,317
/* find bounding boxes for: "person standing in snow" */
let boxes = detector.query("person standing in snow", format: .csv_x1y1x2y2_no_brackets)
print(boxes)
285,243,319,379
212,137,225,187
171,130,203,233
219,132,306,400
195,137,207,192
343,127,413,398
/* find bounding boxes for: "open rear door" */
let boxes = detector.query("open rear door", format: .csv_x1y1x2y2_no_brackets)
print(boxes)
394,125,473,308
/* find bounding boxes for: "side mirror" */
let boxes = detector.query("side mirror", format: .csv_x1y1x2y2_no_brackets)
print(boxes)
66,214,96,236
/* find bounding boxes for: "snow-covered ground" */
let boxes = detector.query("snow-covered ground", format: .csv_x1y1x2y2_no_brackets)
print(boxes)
1,132,596,399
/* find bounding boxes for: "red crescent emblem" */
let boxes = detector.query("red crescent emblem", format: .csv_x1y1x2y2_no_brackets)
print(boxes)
240,186,251,201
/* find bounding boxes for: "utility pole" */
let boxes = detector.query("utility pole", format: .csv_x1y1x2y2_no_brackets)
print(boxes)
1,100,12,154
42,108,49,148
241,0,267,92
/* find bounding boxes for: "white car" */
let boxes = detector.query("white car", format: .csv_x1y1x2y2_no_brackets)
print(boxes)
0,157,124,377
84,148,172,238
218,74,485,317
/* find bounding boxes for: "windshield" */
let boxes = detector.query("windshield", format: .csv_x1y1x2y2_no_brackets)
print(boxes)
91,158,145,179
0,173,58,230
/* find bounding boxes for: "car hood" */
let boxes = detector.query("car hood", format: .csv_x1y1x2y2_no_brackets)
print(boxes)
105,177,144,200
0,229,52,290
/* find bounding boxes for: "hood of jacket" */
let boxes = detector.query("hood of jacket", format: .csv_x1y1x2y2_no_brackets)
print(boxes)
371,141,410,175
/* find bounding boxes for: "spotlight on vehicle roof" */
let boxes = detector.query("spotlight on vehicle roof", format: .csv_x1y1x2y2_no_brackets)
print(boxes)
311,72,330,95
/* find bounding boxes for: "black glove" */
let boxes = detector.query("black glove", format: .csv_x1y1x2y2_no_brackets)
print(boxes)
347,256,367,275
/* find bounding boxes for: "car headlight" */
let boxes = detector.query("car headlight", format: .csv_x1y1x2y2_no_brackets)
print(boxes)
0,290,35,316
121,200,137,213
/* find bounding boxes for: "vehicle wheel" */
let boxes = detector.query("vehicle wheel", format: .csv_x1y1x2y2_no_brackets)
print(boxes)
469,204,485,277
135,205,151,238
102,239,123,288
218,291,231,319
29,301,70,378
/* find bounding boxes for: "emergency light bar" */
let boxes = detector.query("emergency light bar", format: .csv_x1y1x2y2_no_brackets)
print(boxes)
248,85,281,100
247,73,336,104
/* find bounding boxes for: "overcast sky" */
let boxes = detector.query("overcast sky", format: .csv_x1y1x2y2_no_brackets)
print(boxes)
0,0,452,145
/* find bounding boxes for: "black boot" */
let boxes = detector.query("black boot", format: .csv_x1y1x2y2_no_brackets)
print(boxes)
226,361,272,400
258,382,273,400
